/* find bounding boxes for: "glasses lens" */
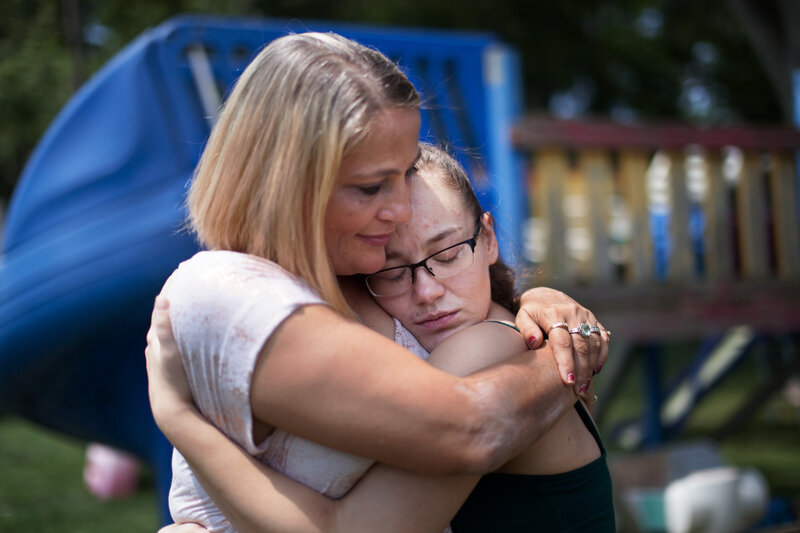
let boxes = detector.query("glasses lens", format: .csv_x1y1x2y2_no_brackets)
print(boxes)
366,267,412,297
427,242,474,278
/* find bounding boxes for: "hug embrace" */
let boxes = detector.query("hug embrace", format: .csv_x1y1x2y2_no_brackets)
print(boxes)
145,31,614,532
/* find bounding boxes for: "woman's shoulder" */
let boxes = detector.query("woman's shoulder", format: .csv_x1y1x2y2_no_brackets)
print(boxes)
164,251,329,361
427,306,527,377
172,251,316,292
175,250,286,277
464,303,523,348
166,250,325,312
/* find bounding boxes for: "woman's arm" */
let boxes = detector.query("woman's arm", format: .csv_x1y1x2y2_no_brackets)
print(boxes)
147,298,340,532
147,300,541,533
168,407,474,533
245,300,575,475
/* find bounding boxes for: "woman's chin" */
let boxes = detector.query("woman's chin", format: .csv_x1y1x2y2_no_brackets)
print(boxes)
355,254,388,275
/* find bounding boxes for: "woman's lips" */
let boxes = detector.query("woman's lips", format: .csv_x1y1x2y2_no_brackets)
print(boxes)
415,311,458,330
358,233,392,246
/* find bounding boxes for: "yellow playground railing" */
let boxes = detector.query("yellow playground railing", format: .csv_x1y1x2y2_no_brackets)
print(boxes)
511,115,800,445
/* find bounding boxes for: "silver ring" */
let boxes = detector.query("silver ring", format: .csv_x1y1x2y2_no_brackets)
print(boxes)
568,323,593,338
593,327,611,338
548,322,569,333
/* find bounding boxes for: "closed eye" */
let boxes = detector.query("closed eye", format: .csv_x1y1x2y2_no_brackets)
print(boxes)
375,268,409,282
431,246,463,264
357,184,382,196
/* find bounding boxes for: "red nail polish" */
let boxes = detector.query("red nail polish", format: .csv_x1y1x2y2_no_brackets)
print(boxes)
579,383,588,395
527,335,536,347
595,362,603,374
567,373,575,384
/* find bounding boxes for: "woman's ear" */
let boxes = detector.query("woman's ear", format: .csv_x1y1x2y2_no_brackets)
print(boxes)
481,212,499,265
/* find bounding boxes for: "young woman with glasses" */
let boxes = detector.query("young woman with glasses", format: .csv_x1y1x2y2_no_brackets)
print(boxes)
149,144,614,532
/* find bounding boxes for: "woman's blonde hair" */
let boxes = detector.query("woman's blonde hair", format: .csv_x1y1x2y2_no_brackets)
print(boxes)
188,32,420,316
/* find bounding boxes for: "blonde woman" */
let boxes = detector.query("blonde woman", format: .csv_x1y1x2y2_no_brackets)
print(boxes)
146,32,608,532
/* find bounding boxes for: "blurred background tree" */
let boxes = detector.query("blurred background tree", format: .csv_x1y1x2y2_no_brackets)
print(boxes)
0,0,794,206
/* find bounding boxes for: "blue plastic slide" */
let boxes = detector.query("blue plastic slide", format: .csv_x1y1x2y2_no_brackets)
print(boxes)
0,15,522,520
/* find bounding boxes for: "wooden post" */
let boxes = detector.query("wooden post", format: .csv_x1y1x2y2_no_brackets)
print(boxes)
736,152,770,279
562,157,592,282
577,149,615,284
667,149,694,282
703,150,735,282
530,149,570,283
618,150,654,284
770,153,800,277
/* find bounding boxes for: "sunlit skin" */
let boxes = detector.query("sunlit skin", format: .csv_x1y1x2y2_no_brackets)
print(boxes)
324,107,421,276
373,166,499,352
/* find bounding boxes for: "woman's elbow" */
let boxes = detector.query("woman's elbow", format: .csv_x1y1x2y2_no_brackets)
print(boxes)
434,403,519,475
446,441,504,476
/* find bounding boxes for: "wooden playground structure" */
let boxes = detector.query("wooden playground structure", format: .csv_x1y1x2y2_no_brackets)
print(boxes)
511,115,800,448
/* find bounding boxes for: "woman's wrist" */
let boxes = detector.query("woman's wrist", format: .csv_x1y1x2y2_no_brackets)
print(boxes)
151,394,200,440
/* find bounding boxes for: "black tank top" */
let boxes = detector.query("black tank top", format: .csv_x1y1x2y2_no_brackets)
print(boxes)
450,401,616,532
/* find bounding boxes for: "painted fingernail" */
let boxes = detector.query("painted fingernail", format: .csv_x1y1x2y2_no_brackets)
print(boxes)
579,383,588,395
595,362,603,374
527,335,536,348
567,373,576,384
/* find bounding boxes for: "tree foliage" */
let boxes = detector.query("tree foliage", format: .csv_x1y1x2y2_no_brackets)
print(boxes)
1,1,73,203
0,0,787,205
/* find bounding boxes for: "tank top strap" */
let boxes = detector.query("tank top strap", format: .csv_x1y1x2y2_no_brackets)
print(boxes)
482,319,520,332
574,400,605,454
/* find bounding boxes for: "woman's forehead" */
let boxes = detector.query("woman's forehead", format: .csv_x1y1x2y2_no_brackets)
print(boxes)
386,174,469,255
410,169,464,217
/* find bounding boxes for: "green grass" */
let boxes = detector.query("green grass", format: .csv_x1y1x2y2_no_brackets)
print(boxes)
0,417,159,533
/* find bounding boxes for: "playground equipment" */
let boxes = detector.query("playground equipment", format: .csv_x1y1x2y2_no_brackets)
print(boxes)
0,15,523,520
513,116,800,530
513,115,800,448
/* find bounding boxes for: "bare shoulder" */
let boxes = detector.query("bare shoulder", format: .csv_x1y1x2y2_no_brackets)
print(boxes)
427,304,528,377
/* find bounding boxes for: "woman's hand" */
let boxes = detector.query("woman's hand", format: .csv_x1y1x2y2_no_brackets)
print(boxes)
145,294,195,433
514,287,609,395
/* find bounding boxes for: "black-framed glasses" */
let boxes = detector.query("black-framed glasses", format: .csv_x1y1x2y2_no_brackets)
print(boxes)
365,218,483,297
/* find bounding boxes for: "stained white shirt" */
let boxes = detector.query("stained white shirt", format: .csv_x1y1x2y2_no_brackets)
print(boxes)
166,250,433,532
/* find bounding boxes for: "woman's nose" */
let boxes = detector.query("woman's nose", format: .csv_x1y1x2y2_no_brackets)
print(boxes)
378,178,412,223
411,267,445,304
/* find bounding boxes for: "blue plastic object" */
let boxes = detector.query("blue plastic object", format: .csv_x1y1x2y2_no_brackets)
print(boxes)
0,15,524,521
